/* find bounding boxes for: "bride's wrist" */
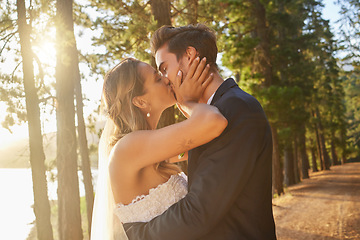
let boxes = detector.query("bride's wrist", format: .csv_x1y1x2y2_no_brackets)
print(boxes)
180,100,196,109
177,101,196,117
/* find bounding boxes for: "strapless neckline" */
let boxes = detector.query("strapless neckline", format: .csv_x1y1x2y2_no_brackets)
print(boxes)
114,172,188,223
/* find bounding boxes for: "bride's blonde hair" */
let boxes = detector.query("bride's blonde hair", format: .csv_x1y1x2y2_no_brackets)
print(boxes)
102,58,181,177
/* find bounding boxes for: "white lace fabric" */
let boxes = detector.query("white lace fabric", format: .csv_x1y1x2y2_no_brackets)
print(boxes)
114,173,188,223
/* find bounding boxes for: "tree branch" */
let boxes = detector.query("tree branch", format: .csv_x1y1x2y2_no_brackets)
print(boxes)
39,95,56,103
0,32,17,56
170,3,187,18
11,61,22,82
0,23,17,36
0,31,17,41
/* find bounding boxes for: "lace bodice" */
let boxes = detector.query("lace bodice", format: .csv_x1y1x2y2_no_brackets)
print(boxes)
114,173,188,223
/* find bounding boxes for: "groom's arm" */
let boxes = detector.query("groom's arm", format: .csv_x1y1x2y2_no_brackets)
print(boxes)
124,97,272,240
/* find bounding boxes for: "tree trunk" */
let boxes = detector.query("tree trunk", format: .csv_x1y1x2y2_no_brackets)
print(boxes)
293,137,300,183
56,0,83,239
310,138,319,172
75,57,94,234
330,134,339,165
270,125,283,195
339,126,347,165
314,121,324,170
315,108,331,170
150,0,176,128
16,1,54,239
313,110,324,170
250,0,272,87
284,140,296,186
299,125,310,179
150,0,171,27
187,0,198,24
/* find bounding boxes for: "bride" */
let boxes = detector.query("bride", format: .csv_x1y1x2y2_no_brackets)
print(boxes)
90,57,227,239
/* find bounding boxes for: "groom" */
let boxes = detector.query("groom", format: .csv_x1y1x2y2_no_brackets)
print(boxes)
124,24,276,239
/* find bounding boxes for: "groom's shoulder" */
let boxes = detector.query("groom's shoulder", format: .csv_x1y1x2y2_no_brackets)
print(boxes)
216,85,264,114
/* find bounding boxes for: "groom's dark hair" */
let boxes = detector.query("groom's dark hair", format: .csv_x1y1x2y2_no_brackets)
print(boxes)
151,24,218,70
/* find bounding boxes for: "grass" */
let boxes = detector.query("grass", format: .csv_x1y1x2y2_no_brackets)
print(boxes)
27,197,90,240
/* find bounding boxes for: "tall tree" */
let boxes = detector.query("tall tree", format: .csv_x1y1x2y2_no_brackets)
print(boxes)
338,0,360,65
56,0,83,239
249,0,285,193
150,0,175,128
337,0,360,160
16,0,54,239
75,61,94,234
342,69,360,158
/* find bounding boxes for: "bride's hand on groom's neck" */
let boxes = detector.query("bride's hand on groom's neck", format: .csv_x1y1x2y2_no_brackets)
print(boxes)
173,57,213,107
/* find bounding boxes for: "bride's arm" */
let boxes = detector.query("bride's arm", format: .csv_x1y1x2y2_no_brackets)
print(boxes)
110,103,227,170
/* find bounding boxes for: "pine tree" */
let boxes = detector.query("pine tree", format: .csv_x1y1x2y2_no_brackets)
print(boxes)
56,0,83,238
16,0,54,238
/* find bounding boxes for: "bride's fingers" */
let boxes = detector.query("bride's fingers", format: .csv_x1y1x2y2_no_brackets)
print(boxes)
192,57,207,82
188,54,197,67
175,70,182,86
201,73,214,89
197,63,210,84
186,57,200,79
173,70,183,101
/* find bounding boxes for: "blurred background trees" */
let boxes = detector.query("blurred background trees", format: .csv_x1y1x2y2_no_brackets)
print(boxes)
1,0,359,238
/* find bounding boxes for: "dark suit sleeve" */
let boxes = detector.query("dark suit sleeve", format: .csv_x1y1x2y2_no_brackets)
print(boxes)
124,96,272,240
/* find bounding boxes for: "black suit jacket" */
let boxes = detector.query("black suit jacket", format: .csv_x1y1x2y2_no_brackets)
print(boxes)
124,78,276,239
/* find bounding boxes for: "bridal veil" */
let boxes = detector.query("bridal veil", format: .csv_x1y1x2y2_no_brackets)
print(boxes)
90,119,128,240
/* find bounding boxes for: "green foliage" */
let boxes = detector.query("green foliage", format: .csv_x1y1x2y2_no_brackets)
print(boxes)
337,0,360,65
342,68,360,154
75,0,157,69
0,74,27,130
0,0,57,132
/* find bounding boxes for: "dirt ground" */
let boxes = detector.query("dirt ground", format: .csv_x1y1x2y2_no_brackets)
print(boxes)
273,162,360,240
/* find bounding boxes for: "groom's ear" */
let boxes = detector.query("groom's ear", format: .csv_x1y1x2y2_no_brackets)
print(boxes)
185,46,199,62
132,96,148,109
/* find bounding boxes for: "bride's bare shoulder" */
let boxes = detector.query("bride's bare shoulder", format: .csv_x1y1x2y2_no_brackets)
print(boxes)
109,130,149,167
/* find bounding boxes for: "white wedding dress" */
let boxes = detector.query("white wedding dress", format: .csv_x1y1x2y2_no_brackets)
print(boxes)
114,172,188,223
91,120,188,240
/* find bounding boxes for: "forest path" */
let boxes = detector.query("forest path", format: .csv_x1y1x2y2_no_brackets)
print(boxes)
273,162,360,240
